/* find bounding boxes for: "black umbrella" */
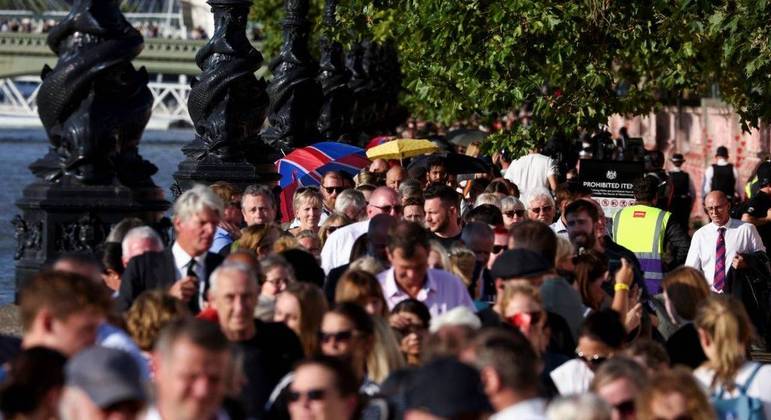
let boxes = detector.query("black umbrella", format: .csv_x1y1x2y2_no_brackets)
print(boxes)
408,152,492,175
447,129,488,146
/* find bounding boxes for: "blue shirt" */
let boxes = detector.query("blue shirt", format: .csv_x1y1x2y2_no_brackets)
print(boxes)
209,226,233,253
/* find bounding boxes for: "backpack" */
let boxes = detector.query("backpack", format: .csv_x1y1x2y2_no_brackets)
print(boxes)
711,363,767,420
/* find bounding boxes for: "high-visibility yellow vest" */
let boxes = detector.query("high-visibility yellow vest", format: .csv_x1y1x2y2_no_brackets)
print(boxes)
746,176,758,199
612,204,671,294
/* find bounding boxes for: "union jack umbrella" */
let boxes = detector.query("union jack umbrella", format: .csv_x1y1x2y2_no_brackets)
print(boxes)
275,142,371,189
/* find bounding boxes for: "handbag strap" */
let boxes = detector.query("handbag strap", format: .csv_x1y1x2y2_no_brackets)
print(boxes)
736,363,763,395
714,363,763,397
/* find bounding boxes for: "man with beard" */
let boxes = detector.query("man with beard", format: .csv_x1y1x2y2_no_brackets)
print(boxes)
424,184,463,250
565,199,645,296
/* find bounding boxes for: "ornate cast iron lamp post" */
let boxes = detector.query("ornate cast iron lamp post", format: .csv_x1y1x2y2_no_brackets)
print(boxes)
262,0,323,153
15,0,168,289
173,0,278,195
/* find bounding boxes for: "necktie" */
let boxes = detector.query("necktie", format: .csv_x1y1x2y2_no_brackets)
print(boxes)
186,259,200,313
186,259,197,279
714,227,726,291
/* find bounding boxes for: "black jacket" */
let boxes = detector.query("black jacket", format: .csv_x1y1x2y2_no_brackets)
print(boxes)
116,247,224,312
726,251,771,350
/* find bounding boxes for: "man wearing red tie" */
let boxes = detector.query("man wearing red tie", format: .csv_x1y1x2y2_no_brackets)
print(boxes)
685,191,765,292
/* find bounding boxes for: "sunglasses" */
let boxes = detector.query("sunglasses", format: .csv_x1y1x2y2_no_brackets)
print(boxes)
319,330,355,343
287,388,327,403
369,203,403,214
503,209,525,218
612,399,635,416
323,186,346,194
529,206,553,214
575,350,609,369
506,311,543,330
493,245,506,254
394,324,426,336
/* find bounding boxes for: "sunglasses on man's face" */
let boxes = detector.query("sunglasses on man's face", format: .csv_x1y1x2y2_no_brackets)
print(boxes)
503,209,525,218
323,186,346,195
492,245,507,254
287,388,327,403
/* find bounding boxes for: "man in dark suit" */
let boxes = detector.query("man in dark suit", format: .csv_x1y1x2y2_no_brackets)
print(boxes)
117,185,225,313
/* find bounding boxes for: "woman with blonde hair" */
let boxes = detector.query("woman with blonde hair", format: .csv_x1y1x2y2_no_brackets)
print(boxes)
233,223,282,257
288,187,323,236
273,282,328,356
636,367,716,420
694,295,771,418
334,270,405,382
334,269,388,317
448,246,477,292
661,266,711,368
126,290,190,366
500,282,549,353
427,240,451,270
319,212,352,247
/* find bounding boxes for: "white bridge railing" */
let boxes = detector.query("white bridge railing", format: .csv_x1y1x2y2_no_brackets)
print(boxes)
0,76,192,129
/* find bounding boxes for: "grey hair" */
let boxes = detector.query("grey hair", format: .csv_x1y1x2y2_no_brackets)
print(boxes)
173,184,224,223
474,192,502,209
242,184,276,209
106,217,145,243
500,196,525,211
398,179,423,200
121,226,163,256
546,394,611,420
209,261,258,294
259,255,295,284
334,189,367,217
349,255,385,275
524,188,555,209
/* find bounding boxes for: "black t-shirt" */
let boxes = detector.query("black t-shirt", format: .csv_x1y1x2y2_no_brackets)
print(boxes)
745,191,771,249
432,231,463,250
234,320,304,419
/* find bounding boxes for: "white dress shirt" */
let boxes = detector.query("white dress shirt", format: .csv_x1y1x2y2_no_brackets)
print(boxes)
685,218,765,291
320,220,370,273
171,242,206,307
491,398,547,420
549,218,568,239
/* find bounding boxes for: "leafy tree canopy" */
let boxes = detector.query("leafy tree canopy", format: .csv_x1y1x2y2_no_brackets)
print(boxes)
252,0,771,153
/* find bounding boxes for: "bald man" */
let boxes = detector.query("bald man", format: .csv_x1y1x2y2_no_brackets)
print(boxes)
320,186,403,273
686,191,765,292
386,166,407,190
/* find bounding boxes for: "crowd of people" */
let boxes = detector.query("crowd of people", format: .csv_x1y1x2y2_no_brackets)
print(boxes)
0,133,771,420
0,16,206,40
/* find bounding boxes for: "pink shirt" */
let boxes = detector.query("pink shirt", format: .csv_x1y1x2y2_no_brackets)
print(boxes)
377,268,476,317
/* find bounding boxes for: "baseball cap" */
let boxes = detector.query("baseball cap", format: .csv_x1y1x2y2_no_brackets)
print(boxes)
490,249,552,280
406,358,492,417
65,346,146,408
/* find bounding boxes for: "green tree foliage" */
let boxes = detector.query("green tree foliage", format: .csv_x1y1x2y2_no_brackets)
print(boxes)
251,0,771,151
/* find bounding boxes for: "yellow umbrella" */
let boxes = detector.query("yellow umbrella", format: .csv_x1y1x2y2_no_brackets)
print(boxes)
365,138,439,163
